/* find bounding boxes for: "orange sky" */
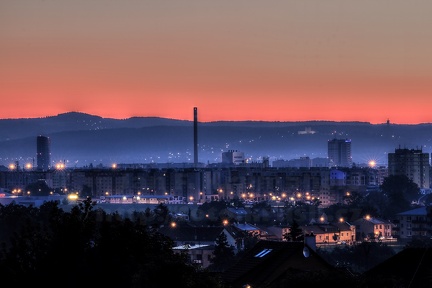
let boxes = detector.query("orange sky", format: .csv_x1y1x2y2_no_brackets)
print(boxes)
1,0,432,124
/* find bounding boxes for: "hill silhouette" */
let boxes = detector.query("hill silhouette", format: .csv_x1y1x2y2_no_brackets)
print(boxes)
0,112,431,167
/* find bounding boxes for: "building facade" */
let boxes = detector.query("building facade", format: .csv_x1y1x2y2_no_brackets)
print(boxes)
328,138,352,168
36,135,51,171
388,148,430,189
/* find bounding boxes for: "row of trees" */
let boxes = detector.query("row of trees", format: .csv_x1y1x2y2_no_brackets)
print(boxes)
0,198,225,287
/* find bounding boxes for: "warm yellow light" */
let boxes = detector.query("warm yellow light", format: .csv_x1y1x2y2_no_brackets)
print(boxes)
25,163,32,169
56,163,65,170
68,194,78,200
365,215,371,220
368,160,376,168
8,164,16,170
170,222,177,228
112,163,117,169
339,217,344,222
223,219,229,226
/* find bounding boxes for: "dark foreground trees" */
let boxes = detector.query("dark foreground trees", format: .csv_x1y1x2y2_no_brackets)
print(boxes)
0,198,224,288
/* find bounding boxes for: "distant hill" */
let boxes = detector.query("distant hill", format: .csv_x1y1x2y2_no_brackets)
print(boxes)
0,112,431,167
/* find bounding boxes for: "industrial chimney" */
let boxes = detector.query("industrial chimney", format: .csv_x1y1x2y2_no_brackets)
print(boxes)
194,107,198,167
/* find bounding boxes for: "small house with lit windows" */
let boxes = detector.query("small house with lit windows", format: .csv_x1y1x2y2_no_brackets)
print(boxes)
352,216,394,241
301,221,356,245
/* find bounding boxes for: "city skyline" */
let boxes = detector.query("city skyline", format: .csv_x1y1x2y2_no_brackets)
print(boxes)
2,1,432,124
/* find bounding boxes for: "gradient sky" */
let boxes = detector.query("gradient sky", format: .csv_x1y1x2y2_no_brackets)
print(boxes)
1,0,432,123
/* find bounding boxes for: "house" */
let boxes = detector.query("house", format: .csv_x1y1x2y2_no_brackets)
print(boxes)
395,206,432,241
222,238,354,288
352,215,394,241
302,221,356,245
232,222,262,237
361,247,432,288
158,223,231,269
158,223,224,247
257,224,289,241
225,206,248,222
172,244,215,269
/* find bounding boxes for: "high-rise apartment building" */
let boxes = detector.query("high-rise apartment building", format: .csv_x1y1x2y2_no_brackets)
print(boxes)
388,148,430,189
328,138,352,167
37,135,51,171
222,150,245,165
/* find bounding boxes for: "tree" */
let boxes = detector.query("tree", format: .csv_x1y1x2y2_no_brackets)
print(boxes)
208,232,235,272
284,219,303,242
24,179,52,196
380,175,420,216
153,203,171,227
0,199,225,287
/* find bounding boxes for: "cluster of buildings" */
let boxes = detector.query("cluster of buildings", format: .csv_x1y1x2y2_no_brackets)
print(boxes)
0,132,431,274
0,134,431,208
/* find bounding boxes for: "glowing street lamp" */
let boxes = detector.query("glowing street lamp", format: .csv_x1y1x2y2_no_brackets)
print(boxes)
55,162,65,170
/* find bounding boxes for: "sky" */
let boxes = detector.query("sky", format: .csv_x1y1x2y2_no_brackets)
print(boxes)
1,0,432,124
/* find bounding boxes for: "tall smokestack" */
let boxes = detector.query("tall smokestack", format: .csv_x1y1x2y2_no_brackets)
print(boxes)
194,107,198,166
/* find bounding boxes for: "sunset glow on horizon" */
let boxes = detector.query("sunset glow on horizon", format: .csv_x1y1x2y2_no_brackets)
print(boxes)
2,1,432,124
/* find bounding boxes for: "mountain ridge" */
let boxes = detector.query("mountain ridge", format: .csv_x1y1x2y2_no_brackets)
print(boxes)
0,112,431,167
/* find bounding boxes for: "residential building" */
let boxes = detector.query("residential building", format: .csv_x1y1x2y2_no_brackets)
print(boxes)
395,206,432,241
222,150,245,165
388,147,430,189
36,135,51,171
328,138,352,168
302,220,356,245
221,238,350,288
352,216,394,241
173,244,214,269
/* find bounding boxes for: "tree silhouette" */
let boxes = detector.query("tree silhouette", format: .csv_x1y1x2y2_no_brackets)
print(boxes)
208,232,235,272
380,174,420,216
284,219,303,242
0,199,224,287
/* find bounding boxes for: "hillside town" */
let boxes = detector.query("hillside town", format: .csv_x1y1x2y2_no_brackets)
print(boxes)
1,135,431,287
